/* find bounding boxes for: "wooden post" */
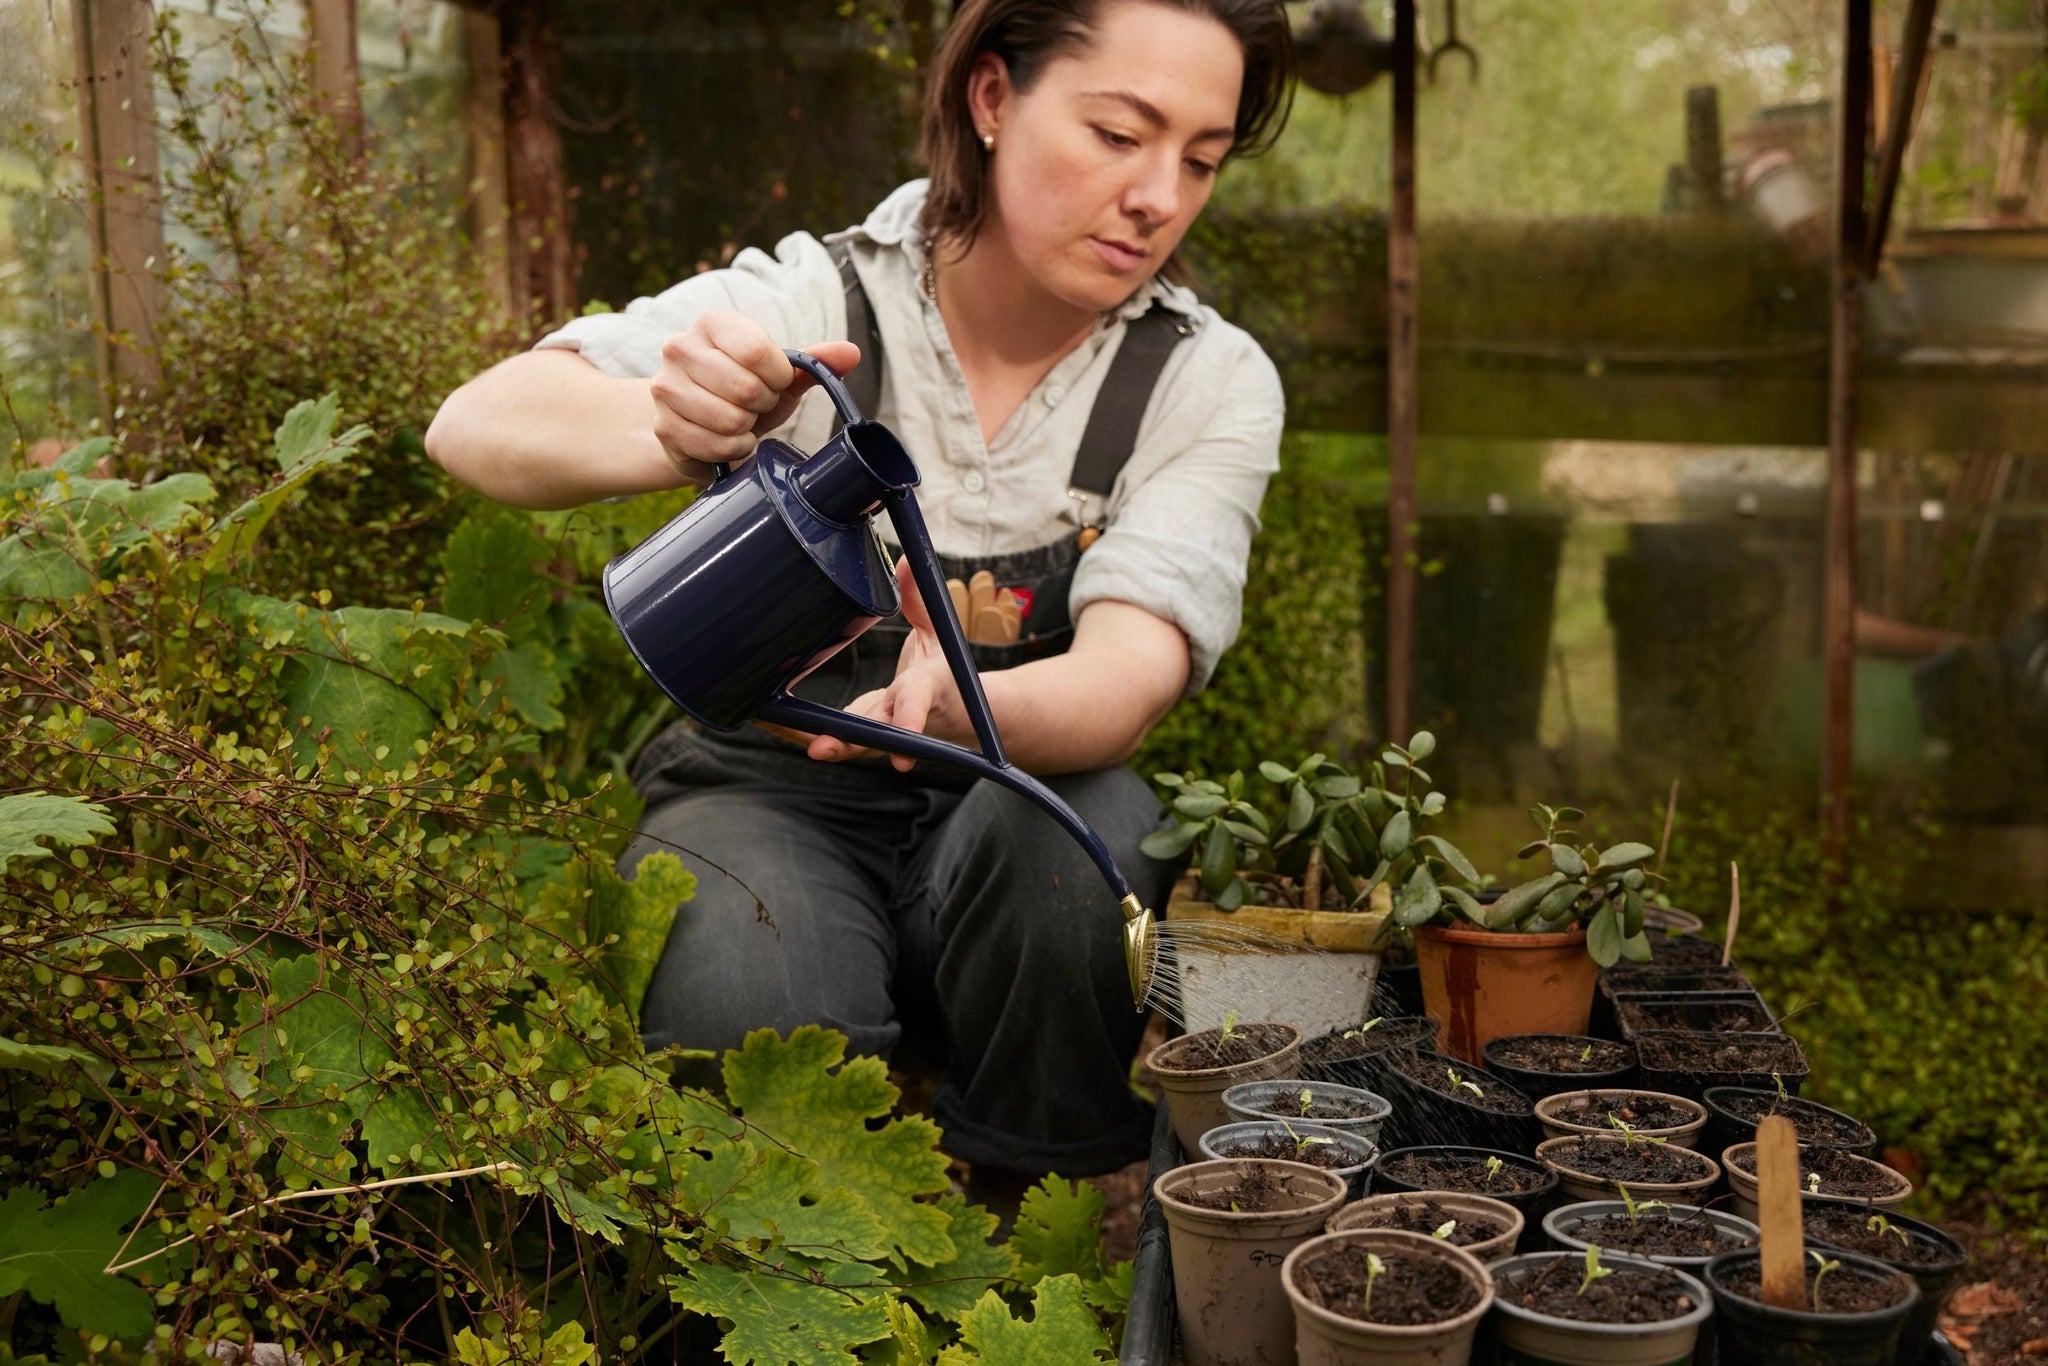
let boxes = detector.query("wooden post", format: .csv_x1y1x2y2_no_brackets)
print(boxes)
463,7,515,322
307,0,363,161
1385,0,1419,746
70,0,164,420
1822,0,1872,867
1685,86,1724,214
1865,0,1938,268
500,0,576,326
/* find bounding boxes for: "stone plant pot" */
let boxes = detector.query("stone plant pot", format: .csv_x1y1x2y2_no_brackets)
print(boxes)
1412,923,1600,1065
1149,1022,1302,1154
1534,1133,1721,1206
1200,1121,1380,1201
1721,1141,1913,1223
1282,1228,1494,1365
1802,1198,1970,1366
1155,1158,1350,1366
1487,1251,1715,1365
1328,1191,1524,1264
1225,1078,1394,1147
1534,1088,1708,1150
1700,1085,1878,1156
1542,1199,1760,1273
1705,1248,1920,1365
1164,882,1390,1039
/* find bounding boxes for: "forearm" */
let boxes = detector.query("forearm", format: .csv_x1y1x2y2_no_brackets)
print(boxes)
974,605,1189,774
425,349,709,510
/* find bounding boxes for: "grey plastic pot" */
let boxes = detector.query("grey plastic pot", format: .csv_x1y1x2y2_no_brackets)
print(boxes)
1282,1228,1494,1365
1226,1078,1394,1147
1543,1199,1759,1272
1534,1088,1708,1150
1201,1121,1380,1201
1721,1141,1912,1223
1149,1024,1303,1155
1155,1158,1349,1366
1487,1251,1714,1364
1328,1191,1523,1265
1535,1133,1721,1206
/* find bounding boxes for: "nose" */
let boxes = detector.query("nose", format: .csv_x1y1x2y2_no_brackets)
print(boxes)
1121,147,1183,231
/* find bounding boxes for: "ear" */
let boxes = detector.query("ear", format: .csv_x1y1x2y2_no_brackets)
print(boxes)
964,51,1011,137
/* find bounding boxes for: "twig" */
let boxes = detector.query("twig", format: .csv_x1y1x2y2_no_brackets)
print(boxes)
1722,863,1741,967
105,1161,520,1275
1656,778,1680,877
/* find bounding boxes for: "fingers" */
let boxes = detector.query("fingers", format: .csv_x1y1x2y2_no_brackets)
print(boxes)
894,556,934,632
649,311,863,473
761,339,862,436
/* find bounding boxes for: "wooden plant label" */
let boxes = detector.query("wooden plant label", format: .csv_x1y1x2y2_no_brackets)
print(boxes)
1755,1115,1806,1309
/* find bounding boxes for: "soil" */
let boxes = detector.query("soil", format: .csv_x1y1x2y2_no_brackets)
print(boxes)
1301,1017,1435,1063
1646,936,1726,966
1503,1255,1700,1324
1291,1244,1482,1326
1721,1261,1913,1314
1603,965,1752,994
1545,1134,1715,1185
1151,1021,1294,1072
1488,1034,1634,1074
1172,1160,1311,1213
1727,1144,1909,1200
1245,1087,1382,1121
1634,1030,1805,1075
1548,1092,1699,1132
1208,1133,1359,1170
1617,997,1776,1034
1803,1205,1954,1266
1713,1089,1872,1147
1345,1198,1506,1248
1379,1149,1551,1195
1567,1210,1754,1259
1387,1049,1533,1115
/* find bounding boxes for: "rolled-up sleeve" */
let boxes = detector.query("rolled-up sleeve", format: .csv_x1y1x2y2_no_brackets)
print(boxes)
1068,332,1284,693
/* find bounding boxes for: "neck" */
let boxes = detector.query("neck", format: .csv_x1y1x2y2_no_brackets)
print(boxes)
934,228,1105,369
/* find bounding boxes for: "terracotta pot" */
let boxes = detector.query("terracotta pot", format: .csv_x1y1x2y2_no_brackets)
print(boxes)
1165,881,1390,1039
1327,1190,1524,1264
1281,1228,1494,1364
1488,1251,1714,1364
1534,1088,1707,1150
1721,1141,1913,1223
1534,1133,1721,1205
1149,1024,1303,1154
1412,923,1598,1065
1155,1158,1350,1366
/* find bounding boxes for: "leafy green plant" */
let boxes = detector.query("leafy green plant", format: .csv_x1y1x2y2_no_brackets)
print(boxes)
1578,1244,1613,1295
1427,804,1656,967
1142,770,1274,910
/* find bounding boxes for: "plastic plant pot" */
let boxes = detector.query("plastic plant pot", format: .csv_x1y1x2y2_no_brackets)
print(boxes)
1225,1078,1393,1146
1721,1141,1912,1223
1372,1145,1559,1253
1705,1247,1920,1365
1328,1190,1524,1265
1299,1017,1440,1095
1701,1085,1878,1157
1281,1227,1494,1365
1487,1250,1715,1365
1534,1088,1708,1150
1480,1033,1637,1101
1200,1120,1379,1202
1374,1047,1538,1154
1644,933,1725,966
1535,1133,1721,1206
1592,963,1753,1038
1147,1022,1302,1155
1631,1028,1809,1102
1640,904,1706,934
1803,1198,1969,1366
1154,1158,1349,1366
1614,989,1779,1039
1543,1199,1760,1272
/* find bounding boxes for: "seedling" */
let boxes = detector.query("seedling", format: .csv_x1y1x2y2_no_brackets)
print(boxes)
1431,1219,1456,1239
1362,1251,1386,1312
1808,1249,1841,1310
1806,1171,1822,1195
1607,1116,1668,1148
1616,1183,1670,1222
1481,1155,1505,1187
1219,1010,1241,1047
1578,1042,1595,1063
1578,1244,1613,1295
1445,1066,1484,1099
1341,1017,1384,1039
1772,1071,1789,1102
1229,1200,1242,1213
1298,1088,1316,1117
1867,1214,1912,1248
1279,1118,1333,1157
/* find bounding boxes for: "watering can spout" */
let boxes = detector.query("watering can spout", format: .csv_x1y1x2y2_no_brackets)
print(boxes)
603,350,1160,1007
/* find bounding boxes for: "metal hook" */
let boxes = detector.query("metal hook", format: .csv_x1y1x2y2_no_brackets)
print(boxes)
1426,0,1479,84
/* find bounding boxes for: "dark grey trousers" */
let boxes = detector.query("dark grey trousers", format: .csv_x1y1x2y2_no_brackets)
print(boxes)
620,721,1179,1177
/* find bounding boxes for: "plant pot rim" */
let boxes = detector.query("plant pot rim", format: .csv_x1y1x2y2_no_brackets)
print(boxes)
1330,1190,1526,1245
1543,1199,1760,1250
1535,1134,1721,1187
1489,1250,1715,1333
1534,1088,1707,1135
1415,922,1588,949
1375,1144,1559,1197
1154,1157,1349,1227
1224,1078,1393,1123
1721,1142,1914,1198
1704,1248,1922,1322
1701,1086,1878,1143
1800,1198,1971,1273
1282,1228,1495,1338
1199,1120,1380,1175
1165,879,1389,951
1147,1023,1302,1080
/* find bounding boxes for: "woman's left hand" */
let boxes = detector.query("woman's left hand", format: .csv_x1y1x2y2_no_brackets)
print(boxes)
807,558,972,770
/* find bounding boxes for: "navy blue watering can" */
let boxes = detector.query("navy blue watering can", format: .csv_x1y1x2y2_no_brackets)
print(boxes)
603,351,1158,1005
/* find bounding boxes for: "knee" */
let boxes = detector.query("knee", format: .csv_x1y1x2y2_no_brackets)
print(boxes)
948,766,1177,929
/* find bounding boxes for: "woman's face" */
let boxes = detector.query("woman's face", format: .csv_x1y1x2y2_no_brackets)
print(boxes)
969,1,1245,314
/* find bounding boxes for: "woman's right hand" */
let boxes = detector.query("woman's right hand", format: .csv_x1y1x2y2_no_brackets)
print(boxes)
650,310,861,477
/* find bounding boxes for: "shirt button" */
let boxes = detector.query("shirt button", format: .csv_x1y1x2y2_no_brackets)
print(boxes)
1044,386,1066,407
963,470,987,493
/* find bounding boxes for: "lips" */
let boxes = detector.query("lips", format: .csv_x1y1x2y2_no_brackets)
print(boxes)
1090,236,1149,272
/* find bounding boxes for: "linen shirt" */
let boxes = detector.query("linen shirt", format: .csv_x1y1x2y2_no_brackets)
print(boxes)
535,180,1283,691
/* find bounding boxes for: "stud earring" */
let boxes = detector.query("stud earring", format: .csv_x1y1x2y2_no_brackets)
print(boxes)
981,131,995,151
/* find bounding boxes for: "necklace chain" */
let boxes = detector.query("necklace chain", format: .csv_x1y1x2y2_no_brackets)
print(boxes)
921,247,1116,335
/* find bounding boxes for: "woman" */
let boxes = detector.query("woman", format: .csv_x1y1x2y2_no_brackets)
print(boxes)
427,0,1294,1186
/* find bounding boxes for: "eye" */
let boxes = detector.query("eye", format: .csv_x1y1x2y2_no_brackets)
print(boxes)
1186,158,1219,178
1094,126,1139,150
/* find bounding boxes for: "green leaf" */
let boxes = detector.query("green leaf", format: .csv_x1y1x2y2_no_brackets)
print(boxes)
1618,931,1654,963
0,537,91,602
1256,761,1293,783
1285,782,1315,834
440,506,553,636
1313,776,1360,800
1549,843,1587,878
1406,731,1437,760
1173,793,1227,820
1483,873,1567,930
723,1028,954,1268
1199,822,1235,896
0,1038,111,1083
1533,882,1582,928
360,1084,445,1175
1139,825,1198,860
1393,863,1441,927
1420,791,1446,816
670,1254,896,1366
1220,820,1269,847
1441,885,1485,925
1379,810,1412,861
205,399,370,572
1587,903,1623,967
552,851,694,1017
0,793,114,873
1009,1179,1109,1287
1214,878,1247,912
41,920,245,961
0,1173,157,1337
1417,835,1480,885
937,1275,1114,1364
887,1195,1015,1320
1598,842,1657,871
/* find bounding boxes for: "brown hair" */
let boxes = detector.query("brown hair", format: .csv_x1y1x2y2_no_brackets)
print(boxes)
918,0,1295,262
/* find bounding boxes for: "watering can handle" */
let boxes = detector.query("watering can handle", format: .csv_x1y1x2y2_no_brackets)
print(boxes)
708,351,866,487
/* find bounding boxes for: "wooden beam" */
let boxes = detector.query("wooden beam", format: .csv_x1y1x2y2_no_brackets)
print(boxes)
500,0,576,326
1385,0,1419,746
1686,86,1725,214
70,0,164,421
1865,0,1938,269
307,0,363,161
1823,0,1873,866
463,7,515,321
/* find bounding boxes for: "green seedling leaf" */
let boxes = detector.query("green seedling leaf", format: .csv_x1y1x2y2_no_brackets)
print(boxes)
0,1172,157,1337
0,793,114,874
